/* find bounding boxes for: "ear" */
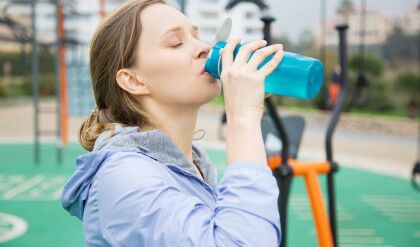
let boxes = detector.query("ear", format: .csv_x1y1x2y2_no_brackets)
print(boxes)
115,68,150,96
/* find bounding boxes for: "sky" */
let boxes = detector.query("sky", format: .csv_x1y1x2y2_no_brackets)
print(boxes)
265,0,419,42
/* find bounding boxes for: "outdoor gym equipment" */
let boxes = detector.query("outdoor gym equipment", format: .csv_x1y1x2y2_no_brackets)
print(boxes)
412,123,420,192
261,20,350,247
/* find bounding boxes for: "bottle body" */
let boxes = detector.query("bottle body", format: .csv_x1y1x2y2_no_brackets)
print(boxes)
205,41,324,100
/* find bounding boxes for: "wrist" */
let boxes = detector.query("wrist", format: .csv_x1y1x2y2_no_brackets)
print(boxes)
226,111,262,125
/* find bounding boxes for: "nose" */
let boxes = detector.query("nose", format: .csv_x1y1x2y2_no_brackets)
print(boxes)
194,42,211,60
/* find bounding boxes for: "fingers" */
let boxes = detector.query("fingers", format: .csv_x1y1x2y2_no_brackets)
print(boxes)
233,40,267,66
256,45,284,77
264,93,273,99
220,37,241,73
247,44,283,71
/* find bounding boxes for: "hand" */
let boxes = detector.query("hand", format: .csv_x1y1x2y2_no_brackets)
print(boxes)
220,37,283,121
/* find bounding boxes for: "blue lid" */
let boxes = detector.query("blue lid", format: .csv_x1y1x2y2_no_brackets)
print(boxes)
205,41,227,79
205,41,243,79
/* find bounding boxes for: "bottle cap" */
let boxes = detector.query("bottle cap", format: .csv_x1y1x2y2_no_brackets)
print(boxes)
205,42,227,79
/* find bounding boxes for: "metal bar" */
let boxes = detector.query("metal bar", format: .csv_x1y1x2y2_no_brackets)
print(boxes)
39,107,57,114
318,0,329,109
327,169,337,246
325,23,350,247
359,0,366,72
305,170,334,247
261,14,293,247
31,0,40,165
179,0,186,14
39,130,58,136
99,0,106,18
55,0,64,164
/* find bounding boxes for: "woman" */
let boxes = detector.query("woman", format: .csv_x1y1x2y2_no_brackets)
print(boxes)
61,0,284,246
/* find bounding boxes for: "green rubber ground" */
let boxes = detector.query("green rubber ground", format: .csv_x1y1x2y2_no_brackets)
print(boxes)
0,143,419,246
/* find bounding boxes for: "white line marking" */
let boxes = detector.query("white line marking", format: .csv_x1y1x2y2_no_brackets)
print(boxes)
372,207,420,213
340,245,393,247
51,187,63,199
3,175,44,199
339,228,375,236
339,236,384,244
0,212,28,243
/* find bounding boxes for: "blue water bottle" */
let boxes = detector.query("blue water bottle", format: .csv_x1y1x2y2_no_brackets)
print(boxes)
205,41,324,99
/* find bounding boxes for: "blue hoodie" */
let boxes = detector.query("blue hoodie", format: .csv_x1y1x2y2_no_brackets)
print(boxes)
61,124,281,246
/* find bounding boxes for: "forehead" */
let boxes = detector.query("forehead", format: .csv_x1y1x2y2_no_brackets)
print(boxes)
140,4,191,39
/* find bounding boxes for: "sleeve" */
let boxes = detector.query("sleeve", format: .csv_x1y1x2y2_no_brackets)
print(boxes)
96,153,281,247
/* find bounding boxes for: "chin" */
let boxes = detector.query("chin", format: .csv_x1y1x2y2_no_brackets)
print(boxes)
192,89,221,107
203,89,222,105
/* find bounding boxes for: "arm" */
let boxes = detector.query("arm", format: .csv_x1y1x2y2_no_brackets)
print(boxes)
218,37,284,167
96,153,280,247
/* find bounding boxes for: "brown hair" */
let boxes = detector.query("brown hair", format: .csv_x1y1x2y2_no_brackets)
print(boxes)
79,0,168,151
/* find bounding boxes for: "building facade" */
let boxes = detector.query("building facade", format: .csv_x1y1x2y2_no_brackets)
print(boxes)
322,5,419,48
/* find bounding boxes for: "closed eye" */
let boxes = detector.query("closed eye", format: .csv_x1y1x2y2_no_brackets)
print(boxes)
171,43,183,48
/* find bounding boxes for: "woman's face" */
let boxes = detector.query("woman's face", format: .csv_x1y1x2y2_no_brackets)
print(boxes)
134,4,221,108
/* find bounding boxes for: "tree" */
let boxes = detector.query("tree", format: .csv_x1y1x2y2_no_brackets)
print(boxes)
272,34,293,51
337,0,355,22
349,53,384,77
295,29,315,53
395,71,420,118
382,27,419,63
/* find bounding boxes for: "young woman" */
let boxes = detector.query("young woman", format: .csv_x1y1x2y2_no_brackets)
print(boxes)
61,0,284,246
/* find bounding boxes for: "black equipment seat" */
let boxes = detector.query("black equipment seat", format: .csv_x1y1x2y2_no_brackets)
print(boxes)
261,112,306,159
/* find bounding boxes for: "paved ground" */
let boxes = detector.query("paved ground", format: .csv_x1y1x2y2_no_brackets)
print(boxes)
0,143,419,247
1,99,419,246
0,98,418,179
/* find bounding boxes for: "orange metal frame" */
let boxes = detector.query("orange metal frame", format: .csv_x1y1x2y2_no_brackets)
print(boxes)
57,0,68,145
268,155,334,247
99,0,106,18
56,0,106,146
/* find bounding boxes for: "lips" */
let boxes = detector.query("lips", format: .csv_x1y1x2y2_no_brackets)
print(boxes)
200,65,206,75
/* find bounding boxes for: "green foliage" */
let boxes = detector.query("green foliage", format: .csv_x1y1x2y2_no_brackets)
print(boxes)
295,29,316,53
367,78,395,111
0,83,6,97
0,73,55,97
337,0,355,15
272,35,293,51
394,71,420,95
382,27,419,62
337,0,355,21
0,49,55,76
349,53,384,77
22,73,56,96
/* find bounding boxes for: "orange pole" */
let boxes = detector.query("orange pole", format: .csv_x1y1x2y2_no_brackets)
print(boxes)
57,0,68,145
291,160,330,176
304,170,334,247
99,0,106,19
268,156,331,175
267,156,334,246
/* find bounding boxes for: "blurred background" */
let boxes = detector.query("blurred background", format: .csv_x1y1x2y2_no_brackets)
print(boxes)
0,0,418,246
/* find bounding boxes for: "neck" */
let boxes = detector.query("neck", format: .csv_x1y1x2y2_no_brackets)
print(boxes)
142,102,199,165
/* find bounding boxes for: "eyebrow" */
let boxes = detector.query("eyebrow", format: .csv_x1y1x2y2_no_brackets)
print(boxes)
161,25,199,38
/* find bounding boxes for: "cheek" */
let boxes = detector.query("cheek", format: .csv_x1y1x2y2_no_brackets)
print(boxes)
143,55,193,100
140,50,218,105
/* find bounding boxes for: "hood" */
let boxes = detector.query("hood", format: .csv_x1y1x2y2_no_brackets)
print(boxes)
61,124,217,220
